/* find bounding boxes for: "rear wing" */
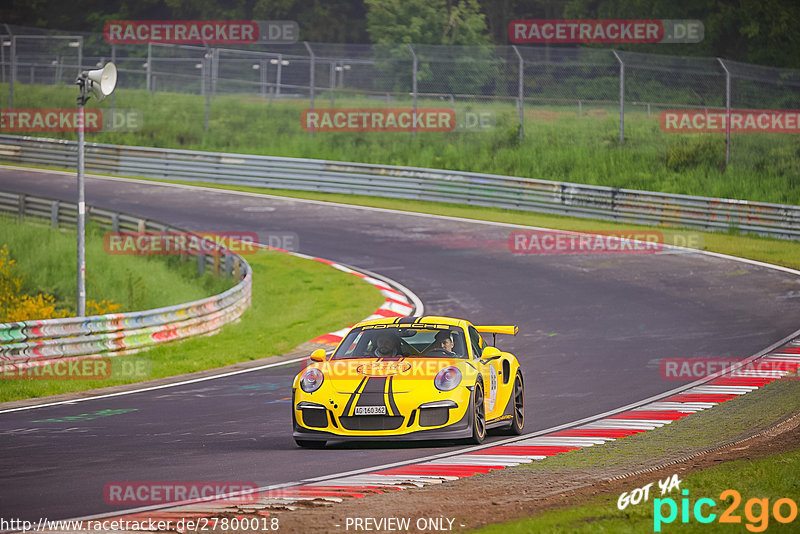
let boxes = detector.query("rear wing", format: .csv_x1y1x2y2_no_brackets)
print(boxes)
475,325,518,347
475,325,518,336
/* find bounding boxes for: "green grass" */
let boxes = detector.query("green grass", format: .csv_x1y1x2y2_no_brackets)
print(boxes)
0,246,385,402
472,378,800,533
523,380,800,472
3,83,799,205
0,214,231,315
474,450,800,533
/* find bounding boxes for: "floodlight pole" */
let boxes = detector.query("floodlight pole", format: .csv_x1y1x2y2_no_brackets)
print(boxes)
75,72,89,317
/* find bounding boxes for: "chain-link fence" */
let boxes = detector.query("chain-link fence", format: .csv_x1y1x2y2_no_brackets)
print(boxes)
2,23,799,173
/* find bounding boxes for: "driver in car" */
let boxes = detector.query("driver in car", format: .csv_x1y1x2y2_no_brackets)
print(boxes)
372,332,402,357
427,330,457,356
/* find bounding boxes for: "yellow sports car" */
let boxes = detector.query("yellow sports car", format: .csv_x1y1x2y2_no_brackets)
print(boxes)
292,316,524,448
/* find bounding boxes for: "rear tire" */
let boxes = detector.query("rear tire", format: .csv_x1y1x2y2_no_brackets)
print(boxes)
470,383,487,444
295,439,326,449
500,372,524,435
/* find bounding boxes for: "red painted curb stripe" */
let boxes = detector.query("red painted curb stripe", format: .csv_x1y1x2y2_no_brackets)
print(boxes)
373,308,406,318
378,465,501,476
302,486,402,492
709,377,776,386
471,445,580,455
665,394,738,402
384,297,412,307
550,429,646,438
608,411,689,421
310,333,343,345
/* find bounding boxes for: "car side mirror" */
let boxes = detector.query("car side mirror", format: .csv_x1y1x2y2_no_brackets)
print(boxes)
310,349,327,362
481,346,501,359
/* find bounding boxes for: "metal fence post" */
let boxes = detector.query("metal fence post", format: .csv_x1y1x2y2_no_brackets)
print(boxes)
0,34,5,84
717,58,731,170
9,35,15,108
612,50,624,145
77,37,82,73
146,43,152,92
260,58,267,98
275,53,283,97
329,61,335,106
512,45,524,142
212,48,219,97
304,42,315,138
51,200,59,229
204,49,211,131
408,44,417,137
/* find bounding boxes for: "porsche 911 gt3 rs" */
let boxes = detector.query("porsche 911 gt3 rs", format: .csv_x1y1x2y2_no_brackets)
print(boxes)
291,316,524,448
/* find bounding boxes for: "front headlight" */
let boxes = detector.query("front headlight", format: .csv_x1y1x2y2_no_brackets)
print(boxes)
300,368,324,393
434,366,462,391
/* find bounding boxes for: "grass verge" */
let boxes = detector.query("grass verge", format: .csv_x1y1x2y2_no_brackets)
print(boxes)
0,219,384,402
0,214,231,315
472,378,800,533
475,448,800,533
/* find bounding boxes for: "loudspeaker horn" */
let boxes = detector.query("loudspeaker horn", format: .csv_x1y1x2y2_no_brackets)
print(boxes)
86,62,117,102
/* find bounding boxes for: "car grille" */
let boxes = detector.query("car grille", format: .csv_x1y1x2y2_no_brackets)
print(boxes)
339,415,404,431
301,408,328,428
419,407,449,427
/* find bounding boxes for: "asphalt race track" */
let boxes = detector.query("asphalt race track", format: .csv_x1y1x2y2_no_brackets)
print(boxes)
2,167,800,522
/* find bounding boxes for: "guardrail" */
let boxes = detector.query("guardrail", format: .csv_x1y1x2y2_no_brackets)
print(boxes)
0,190,252,366
1,134,799,240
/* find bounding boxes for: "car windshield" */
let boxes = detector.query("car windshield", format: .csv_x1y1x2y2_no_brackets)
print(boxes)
331,325,468,359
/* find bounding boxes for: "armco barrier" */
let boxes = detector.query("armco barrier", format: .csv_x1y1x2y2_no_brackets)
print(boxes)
1,134,799,240
0,190,251,365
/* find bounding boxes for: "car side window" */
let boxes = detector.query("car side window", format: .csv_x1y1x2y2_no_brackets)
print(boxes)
467,326,484,359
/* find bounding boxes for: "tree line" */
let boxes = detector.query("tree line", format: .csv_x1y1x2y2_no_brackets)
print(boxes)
2,0,799,68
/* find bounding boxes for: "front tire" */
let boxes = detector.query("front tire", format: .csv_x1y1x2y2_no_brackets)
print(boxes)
500,372,524,435
295,439,326,449
470,383,487,444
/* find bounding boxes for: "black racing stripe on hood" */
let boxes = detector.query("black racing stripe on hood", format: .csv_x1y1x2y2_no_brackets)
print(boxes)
386,376,401,416
354,376,388,409
342,376,368,416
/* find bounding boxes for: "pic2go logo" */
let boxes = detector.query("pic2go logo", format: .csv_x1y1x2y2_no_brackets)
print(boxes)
654,489,798,532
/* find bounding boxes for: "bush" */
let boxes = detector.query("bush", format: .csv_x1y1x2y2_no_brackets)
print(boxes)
0,245,71,322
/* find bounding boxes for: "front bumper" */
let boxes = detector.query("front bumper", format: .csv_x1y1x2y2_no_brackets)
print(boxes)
292,388,475,442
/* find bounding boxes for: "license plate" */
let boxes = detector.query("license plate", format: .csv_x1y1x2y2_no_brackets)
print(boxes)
355,406,386,415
